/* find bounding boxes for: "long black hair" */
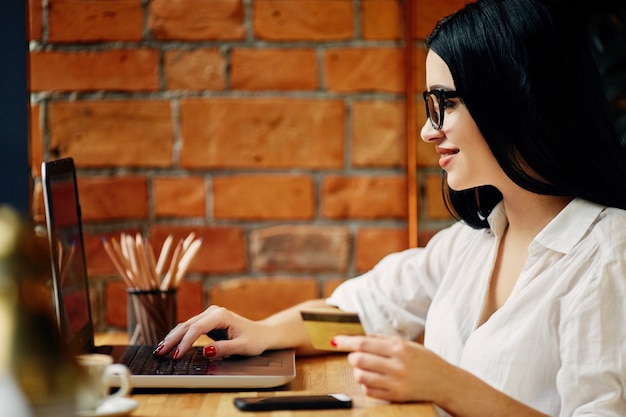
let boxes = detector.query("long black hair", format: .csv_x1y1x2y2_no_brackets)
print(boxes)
426,0,626,229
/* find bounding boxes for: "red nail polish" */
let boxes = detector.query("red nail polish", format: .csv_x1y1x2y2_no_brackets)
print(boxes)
330,337,338,347
172,348,180,360
203,345,217,358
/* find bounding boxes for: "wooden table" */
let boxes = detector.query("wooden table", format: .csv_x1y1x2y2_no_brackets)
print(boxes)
96,332,437,417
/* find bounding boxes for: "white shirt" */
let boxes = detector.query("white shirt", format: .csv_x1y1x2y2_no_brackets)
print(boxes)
327,198,626,416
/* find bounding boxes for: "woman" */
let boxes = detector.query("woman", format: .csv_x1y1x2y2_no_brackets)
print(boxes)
154,1,626,415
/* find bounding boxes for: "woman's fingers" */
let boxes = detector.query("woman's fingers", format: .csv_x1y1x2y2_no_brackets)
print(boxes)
154,305,236,357
347,349,393,376
334,334,404,378
153,305,270,359
332,334,397,357
332,335,424,403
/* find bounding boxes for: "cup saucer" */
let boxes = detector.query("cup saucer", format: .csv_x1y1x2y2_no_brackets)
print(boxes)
76,397,139,417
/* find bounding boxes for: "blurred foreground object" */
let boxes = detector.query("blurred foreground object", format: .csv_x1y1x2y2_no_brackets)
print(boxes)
0,206,76,416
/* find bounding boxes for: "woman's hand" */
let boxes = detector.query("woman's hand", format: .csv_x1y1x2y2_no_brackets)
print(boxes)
333,335,550,417
153,298,331,360
153,305,271,360
331,334,447,404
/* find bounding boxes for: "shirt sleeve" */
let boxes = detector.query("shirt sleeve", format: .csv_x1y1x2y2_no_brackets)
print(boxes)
326,222,466,340
557,254,626,417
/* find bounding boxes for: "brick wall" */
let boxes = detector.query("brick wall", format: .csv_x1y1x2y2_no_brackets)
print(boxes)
27,0,465,331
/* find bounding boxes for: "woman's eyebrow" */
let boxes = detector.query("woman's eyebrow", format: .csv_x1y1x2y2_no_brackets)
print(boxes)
427,84,456,91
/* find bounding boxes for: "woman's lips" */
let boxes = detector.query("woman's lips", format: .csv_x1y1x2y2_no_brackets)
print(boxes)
436,146,459,169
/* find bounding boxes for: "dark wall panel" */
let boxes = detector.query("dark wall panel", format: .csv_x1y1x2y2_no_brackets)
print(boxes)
0,2,30,216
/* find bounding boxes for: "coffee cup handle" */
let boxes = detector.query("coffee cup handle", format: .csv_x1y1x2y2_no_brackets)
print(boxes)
102,364,132,398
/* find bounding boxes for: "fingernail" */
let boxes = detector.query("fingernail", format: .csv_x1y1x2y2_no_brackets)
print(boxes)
172,348,180,360
203,345,217,358
330,337,338,347
152,343,165,355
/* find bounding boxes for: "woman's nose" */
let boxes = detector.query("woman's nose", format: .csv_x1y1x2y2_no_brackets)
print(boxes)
420,119,443,143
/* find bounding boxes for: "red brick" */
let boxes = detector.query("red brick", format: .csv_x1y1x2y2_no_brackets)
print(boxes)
105,280,203,328
254,0,353,41
24,0,470,320
47,0,144,42
209,277,318,320
323,279,346,298
418,228,446,248
355,228,408,272
48,100,173,167
352,100,405,167
86,233,115,277
213,175,314,220
361,0,403,40
415,0,473,39
84,229,142,277
149,0,244,40
425,174,453,220
164,49,226,90
325,48,404,93
29,50,159,92
154,176,206,218
177,280,205,322
250,226,350,273
28,0,43,40
150,225,247,274
414,46,427,93
179,98,344,169
417,144,440,167
231,48,318,91
416,100,440,167
322,176,407,219
78,176,148,221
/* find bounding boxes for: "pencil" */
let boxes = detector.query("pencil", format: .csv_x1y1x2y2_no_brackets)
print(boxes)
160,239,183,290
155,234,174,277
102,238,135,288
103,232,202,291
174,238,202,287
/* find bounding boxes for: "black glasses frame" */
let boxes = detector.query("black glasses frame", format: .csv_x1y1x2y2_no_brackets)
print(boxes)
422,89,462,130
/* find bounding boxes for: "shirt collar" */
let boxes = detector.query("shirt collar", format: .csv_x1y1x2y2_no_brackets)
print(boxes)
487,198,605,254
486,202,508,238
534,198,604,254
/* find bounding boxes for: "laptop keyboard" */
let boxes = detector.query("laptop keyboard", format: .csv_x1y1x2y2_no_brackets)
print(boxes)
120,345,209,375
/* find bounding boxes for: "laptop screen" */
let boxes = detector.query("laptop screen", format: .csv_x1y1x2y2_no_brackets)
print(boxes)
42,157,94,354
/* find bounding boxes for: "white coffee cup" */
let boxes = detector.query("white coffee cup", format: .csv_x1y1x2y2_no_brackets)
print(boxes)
75,354,132,412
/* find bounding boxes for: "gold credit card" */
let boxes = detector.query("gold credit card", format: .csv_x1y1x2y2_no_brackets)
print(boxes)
300,308,365,351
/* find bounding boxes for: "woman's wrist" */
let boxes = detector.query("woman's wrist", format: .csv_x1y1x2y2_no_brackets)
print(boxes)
259,299,329,353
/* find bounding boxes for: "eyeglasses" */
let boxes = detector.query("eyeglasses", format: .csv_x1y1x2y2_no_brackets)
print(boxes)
422,89,462,130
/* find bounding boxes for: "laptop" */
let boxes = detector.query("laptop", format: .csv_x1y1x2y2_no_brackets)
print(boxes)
41,157,296,389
